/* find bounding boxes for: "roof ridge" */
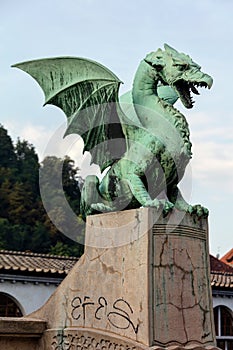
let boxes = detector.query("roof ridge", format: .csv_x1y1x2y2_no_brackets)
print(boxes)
211,270,233,276
221,248,233,262
0,249,79,260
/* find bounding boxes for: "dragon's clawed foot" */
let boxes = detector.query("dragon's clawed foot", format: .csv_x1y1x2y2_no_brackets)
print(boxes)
91,203,113,213
144,199,174,215
187,204,209,218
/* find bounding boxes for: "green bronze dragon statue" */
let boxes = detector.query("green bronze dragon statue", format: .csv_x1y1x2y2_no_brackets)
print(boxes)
13,44,213,219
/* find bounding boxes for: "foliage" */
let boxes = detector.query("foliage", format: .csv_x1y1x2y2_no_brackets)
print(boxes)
0,125,17,169
0,125,84,257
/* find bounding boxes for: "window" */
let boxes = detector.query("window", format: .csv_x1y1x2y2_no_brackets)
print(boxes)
214,305,233,350
0,293,23,317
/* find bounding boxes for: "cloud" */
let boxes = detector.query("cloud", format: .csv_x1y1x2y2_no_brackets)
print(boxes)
3,120,55,159
2,120,101,179
39,123,101,178
188,112,233,194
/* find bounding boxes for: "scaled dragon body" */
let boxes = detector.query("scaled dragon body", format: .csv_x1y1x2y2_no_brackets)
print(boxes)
13,44,213,219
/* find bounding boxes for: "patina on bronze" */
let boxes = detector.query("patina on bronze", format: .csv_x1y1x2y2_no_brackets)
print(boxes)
13,44,213,219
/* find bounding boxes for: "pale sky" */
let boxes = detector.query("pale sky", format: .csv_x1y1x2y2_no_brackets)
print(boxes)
1,0,233,256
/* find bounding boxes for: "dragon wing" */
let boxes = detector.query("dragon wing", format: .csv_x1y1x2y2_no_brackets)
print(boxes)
12,57,127,171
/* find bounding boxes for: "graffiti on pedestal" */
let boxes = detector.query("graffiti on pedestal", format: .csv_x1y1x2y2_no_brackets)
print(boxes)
71,295,139,334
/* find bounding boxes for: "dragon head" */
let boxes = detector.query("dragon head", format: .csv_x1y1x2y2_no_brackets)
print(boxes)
145,44,213,109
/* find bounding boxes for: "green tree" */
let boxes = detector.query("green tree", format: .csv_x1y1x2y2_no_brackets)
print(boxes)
40,155,82,213
0,177,12,218
0,125,17,169
0,218,31,251
0,218,8,249
62,156,81,213
50,240,83,257
30,223,52,253
15,139,40,196
7,181,40,225
0,126,84,256
40,155,84,255
50,241,72,256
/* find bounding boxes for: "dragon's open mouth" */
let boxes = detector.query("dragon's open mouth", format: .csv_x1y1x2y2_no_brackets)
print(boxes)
174,80,208,109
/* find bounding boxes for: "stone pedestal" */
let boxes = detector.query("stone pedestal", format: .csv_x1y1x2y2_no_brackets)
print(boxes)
31,208,217,350
0,317,46,350
0,208,219,350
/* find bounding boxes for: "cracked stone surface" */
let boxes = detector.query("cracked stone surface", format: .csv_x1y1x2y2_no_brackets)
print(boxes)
25,208,216,349
152,214,214,346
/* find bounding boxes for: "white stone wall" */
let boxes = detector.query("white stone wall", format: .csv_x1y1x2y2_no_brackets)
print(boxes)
0,280,57,315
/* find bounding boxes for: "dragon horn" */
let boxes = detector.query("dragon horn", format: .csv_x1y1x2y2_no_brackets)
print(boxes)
164,44,179,54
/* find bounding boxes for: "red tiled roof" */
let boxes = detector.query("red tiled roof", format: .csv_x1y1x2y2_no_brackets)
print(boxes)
0,250,78,275
210,254,233,274
210,254,233,288
220,248,233,266
0,250,232,289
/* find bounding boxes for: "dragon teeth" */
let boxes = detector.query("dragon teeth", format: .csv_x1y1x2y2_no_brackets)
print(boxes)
191,84,200,95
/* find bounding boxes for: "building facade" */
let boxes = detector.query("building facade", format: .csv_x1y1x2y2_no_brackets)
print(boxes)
0,250,78,316
0,250,232,350
210,254,233,350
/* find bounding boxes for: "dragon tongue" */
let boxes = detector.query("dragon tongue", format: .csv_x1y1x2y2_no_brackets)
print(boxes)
190,84,200,95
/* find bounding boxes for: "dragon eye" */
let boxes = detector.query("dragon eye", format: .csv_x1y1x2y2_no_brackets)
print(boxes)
174,63,188,70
